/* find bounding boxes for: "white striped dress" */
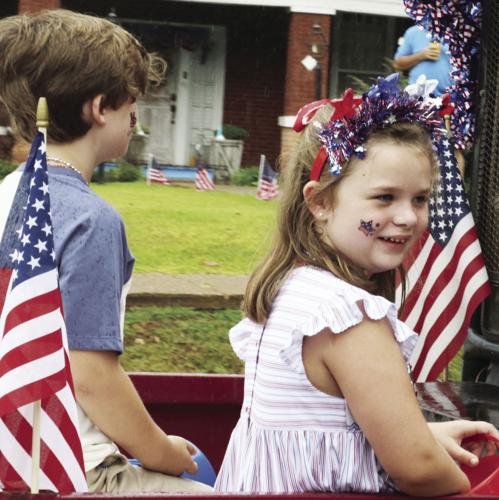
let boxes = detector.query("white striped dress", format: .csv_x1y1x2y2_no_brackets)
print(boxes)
215,266,417,493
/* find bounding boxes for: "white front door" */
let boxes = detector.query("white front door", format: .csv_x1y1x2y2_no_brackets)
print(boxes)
138,49,178,164
138,26,226,166
175,26,227,165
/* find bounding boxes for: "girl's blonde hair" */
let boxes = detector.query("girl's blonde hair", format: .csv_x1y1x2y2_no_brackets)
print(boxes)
244,105,438,324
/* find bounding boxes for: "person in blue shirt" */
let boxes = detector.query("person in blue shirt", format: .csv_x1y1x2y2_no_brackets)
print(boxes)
393,26,465,175
393,25,452,96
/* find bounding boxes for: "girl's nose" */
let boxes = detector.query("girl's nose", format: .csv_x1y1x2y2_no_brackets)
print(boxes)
393,205,418,227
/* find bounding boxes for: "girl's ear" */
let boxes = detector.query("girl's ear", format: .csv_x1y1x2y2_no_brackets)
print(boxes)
303,181,330,221
82,94,106,126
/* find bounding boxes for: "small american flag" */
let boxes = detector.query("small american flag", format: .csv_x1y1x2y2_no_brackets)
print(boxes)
397,136,490,382
195,163,215,191
146,155,169,185
0,132,87,492
257,155,279,201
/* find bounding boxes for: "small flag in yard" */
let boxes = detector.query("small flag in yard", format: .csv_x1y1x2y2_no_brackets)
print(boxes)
257,155,279,200
396,137,490,382
146,155,169,185
195,163,215,191
0,132,87,492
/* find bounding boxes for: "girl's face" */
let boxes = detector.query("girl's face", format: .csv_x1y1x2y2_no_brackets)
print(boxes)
313,142,432,276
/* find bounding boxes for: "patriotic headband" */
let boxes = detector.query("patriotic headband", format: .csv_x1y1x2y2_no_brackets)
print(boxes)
293,73,454,181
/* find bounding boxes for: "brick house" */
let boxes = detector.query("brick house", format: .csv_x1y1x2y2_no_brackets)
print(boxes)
5,0,412,169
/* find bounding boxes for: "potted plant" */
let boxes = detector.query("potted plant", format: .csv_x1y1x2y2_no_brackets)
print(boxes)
126,122,150,165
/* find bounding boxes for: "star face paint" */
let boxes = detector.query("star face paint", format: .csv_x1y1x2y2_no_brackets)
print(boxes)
130,111,137,129
358,219,379,237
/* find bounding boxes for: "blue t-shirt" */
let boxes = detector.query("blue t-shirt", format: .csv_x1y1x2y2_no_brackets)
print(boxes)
395,25,453,95
48,167,134,353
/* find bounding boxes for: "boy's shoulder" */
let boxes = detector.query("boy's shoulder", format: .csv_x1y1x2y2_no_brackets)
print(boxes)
47,169,123,228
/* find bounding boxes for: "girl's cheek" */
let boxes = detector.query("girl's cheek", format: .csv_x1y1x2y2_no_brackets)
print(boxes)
358,218,380,237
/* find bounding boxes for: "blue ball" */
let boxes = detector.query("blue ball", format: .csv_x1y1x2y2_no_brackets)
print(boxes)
180,443,217,487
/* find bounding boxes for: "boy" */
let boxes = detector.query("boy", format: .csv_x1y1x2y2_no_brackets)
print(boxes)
0,9,210,493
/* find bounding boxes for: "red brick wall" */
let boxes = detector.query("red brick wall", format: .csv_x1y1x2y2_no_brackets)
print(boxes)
18,0,60,13
284,13,332,115
222,8,288,168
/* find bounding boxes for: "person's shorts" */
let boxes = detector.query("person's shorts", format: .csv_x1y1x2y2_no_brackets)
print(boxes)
86,453,212,493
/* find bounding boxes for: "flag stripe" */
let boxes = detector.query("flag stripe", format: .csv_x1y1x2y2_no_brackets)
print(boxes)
4,288,61,339
414,239,486,338
0,411,57,491
413,272,490,381
0,327,62,374
407,236,485,366
0,310,64,373
257,156,279,200
401,215,476,326
398,233,440,316
0,448,25,490
422,291,491,382
195,167,215,191
409,227,482,337
148,168,169,185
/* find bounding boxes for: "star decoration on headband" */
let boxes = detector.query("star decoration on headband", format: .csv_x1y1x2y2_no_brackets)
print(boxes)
314,73,450,177
330,88,362,120
366,72,400,100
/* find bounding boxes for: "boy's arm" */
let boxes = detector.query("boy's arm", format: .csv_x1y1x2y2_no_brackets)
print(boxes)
69,349,197,476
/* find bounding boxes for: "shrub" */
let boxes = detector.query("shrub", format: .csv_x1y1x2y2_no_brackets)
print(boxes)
222,124,249,141
231,166,259,186
117,161,141,182
0,159,17,180
90,161,140,183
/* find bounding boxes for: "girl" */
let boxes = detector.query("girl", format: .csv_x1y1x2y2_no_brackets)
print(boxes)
215,74,498,496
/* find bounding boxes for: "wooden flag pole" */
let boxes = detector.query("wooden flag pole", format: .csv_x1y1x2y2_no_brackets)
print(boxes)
30,97,49,494
37,97,49,141
258,154,265,188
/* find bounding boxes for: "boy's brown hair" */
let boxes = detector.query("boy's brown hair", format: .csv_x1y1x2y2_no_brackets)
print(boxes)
243,105,438,324
0,9,165,142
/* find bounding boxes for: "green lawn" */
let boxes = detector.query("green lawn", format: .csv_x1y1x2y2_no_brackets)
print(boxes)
122,306,244,374
91,181,277,274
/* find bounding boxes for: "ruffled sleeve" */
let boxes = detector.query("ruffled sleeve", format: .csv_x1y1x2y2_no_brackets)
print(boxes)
280,288,417,373
229,317,264,361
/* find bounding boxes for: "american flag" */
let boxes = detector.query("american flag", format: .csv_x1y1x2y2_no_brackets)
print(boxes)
146,155,169,185
195,163,215,191
257,155,279,201
396,137,491,382
0,132,87,492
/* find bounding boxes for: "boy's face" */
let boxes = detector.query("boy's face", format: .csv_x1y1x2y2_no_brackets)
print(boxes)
103,96,138,159
320,142,432,276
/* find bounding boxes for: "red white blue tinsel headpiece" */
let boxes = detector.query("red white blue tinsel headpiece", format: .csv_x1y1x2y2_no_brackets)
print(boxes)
403,0,482,150
294,73,453,181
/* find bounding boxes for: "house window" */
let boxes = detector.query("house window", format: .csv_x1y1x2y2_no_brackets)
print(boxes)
329,11,411,97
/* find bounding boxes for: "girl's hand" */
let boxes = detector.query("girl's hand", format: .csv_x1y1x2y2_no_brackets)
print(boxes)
428,421,499,466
